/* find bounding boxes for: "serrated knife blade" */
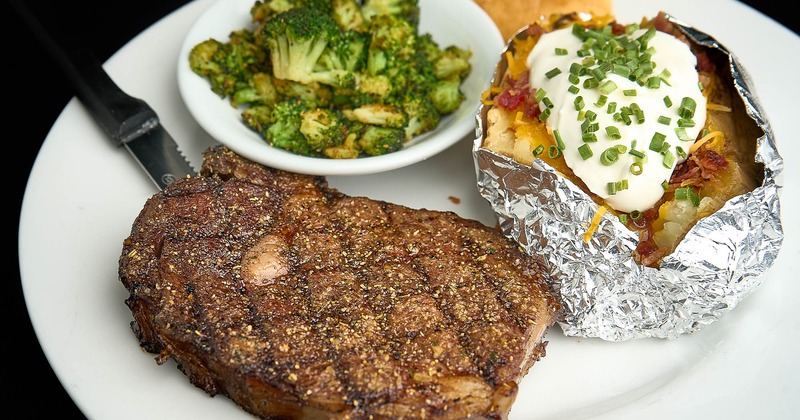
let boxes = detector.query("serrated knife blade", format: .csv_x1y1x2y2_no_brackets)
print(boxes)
12,0,196,190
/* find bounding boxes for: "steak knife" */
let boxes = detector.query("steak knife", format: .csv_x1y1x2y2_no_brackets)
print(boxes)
11,0,196,190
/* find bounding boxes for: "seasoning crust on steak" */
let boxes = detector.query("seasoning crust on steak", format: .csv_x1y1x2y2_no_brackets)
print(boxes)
119,146,560,419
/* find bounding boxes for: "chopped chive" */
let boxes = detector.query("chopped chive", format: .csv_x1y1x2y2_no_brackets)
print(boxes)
662,150,675,168
591,67,607,81
623,89,638,96
607,182,617,195
555,47,568,55
675,127,693,141
568,73,580,84
661,180,669,190
677,118,696,128
630,162,643,175
574,96,585,111
554,130,565,150
538,108,551,121
582,132,598,143
675,186,689,200
645,77,661,88
678,96,697,118
548,145,562,158
583,78,599,89
578,144,593,159
629,149,645,158
676,146,687,159
532,144,545,157
542,97,554,108
545,68,562,79
599,80,618,94
657,115,671,125
595,94,608,106
649,132,666,152
618,213,629,224
600,147,621,165
663,96,673,107
606,126,621,139
630,210,643,220
568,84,580,94
533,89,547,101
607,102,617,114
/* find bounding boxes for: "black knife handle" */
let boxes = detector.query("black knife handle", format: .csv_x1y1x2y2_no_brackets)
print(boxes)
10,0,158,146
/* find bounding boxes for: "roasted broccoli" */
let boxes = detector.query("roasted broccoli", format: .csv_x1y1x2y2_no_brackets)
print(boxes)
352,103,408,128
331,0,366,31
231,72,280,107
361,0,420,27
358,125,405,156
434,45,473,80
260,7,354,87
299,108,348,152
250,0,334,23
241,104,274,135
264,98,313,155
428,77,465,115
190,0,473,159
398,94,440,140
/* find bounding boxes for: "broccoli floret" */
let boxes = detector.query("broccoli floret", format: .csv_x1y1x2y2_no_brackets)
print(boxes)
261,7,352,87
242,104,274,135
352,103,408,128
399,95,440,140
367,14,417,62
251,0,333,23
428,77,465,115
274,78,333,108
265,98,314,155
316,29,369,76
189,39,239,97
231,72,280,107
434,45,472,80
361,0,420,27
189,30,267,99
415,33,442,63
358,125,405,155
329,74,391,109
331,0,366,31
323,136,361,158
299,108,348,152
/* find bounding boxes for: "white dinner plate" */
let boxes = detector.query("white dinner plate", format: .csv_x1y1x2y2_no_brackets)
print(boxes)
176,0,504,175
18,0,799,419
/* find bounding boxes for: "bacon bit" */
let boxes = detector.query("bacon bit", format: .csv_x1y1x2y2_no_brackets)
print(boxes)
695,50,716,73
609,21,626,35
652,12,675,33
670,146,728,186
526,25,545,37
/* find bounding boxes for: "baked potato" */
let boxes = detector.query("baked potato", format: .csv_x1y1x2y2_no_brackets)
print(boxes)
480,11,763,268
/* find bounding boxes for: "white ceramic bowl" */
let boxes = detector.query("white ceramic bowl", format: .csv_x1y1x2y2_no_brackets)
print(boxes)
177,0,504,175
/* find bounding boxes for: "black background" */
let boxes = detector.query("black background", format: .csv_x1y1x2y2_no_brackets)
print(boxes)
6,1,797,418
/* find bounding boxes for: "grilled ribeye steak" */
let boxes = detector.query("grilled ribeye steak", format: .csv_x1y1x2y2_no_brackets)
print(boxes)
119,146,560,419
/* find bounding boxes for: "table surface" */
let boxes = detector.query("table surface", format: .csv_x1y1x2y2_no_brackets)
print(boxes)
7,1,797,417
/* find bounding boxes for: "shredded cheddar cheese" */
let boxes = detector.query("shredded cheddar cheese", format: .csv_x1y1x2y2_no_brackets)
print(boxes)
689,130,724,154
583,205,608,243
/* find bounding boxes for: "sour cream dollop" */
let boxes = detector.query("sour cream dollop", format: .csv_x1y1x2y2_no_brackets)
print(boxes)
527,25,706,213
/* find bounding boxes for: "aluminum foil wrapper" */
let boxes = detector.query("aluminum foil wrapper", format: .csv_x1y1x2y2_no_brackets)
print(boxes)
473,14,785,341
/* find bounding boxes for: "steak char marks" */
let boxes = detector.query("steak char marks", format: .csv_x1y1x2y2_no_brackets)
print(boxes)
119,146,560,419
